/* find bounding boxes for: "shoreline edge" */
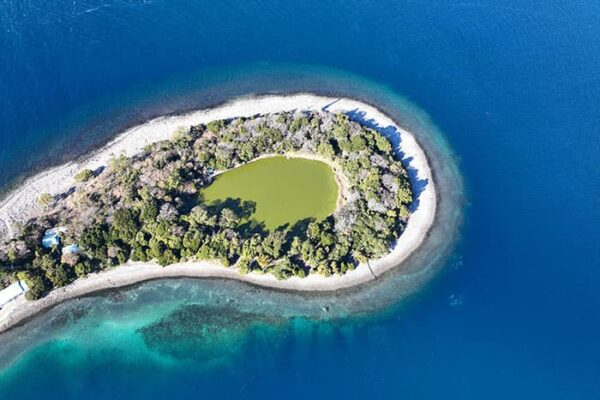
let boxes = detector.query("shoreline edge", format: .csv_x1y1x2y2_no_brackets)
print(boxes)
0,93,437,333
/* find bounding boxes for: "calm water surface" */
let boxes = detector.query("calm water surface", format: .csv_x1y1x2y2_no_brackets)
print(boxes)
0,1,599,399
201,156,339,230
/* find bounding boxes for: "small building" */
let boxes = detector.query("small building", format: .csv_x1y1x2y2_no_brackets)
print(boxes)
42,226,67,248
62,243,79,255
42,233,60,248
0,281,29,309
45,227,67,236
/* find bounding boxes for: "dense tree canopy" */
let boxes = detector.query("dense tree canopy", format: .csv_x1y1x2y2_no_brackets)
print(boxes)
0,111,413,299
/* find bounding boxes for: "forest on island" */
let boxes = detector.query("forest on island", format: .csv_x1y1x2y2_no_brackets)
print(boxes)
0,111,413,299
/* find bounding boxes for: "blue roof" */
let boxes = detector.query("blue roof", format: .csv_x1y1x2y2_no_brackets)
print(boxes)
62,243,79,254
42,234,60,248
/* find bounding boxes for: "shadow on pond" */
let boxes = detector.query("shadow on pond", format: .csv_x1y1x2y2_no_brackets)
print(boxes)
205,197,257,220
197,196,319,238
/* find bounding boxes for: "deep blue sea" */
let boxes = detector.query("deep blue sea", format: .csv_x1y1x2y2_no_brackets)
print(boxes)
1,1,599,398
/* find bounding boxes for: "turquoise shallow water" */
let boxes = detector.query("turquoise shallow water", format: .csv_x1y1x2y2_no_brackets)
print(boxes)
1,1,599,398
0,64,466,397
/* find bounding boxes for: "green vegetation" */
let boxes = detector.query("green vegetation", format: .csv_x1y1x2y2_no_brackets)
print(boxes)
201,157,338,230
74,169,94,182
37,193,53,207
0,110,413,299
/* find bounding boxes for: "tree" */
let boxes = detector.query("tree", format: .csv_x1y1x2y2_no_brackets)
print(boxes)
162,169,183,191
37,193,53,207
373,131,392,153
147,238,166,261
220,208,239,229
74,261,93,278
398,204,410,220
131,243,150,262
44,263,73,288
139,197,159,222
256,253,272,269
185,206,217,227
289,116,309,132
397,184,413,205
172,127,192,147
237,257,252,274
207,120,225,133
108,154,138,185
276,114,287,124
33,252,58,271
108,154,129,174
307,222,321,241
316,263,332,277
310,115,320,130
340,261,355,274
241,234,261,259
158,203,179,222
157,248,178,266
361,169,381,197
80,225,109,261
272,258,305,280
289,236,302,256
238,142,255,161
300,239,315,266
317,142,335,159
6,247,18,264
110,208,140,243
18,271,50,300
262,230,286,258
74,169,94,182
320,230,336,247
182,229,204,255
350,136,367,152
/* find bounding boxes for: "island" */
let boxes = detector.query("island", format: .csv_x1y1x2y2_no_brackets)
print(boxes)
0,95,436,332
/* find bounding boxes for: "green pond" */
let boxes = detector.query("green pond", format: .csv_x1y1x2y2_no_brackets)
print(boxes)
200,156,339,230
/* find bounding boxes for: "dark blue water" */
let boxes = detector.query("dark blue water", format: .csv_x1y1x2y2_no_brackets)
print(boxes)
1,0,599,398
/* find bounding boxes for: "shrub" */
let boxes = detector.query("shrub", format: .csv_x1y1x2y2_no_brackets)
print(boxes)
74,261,93,278
110,208,140,243
289,116,309,132
3,109,414,299
37,193,53,207
18,271,50,300
207,120,225,133
74,169,94,182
